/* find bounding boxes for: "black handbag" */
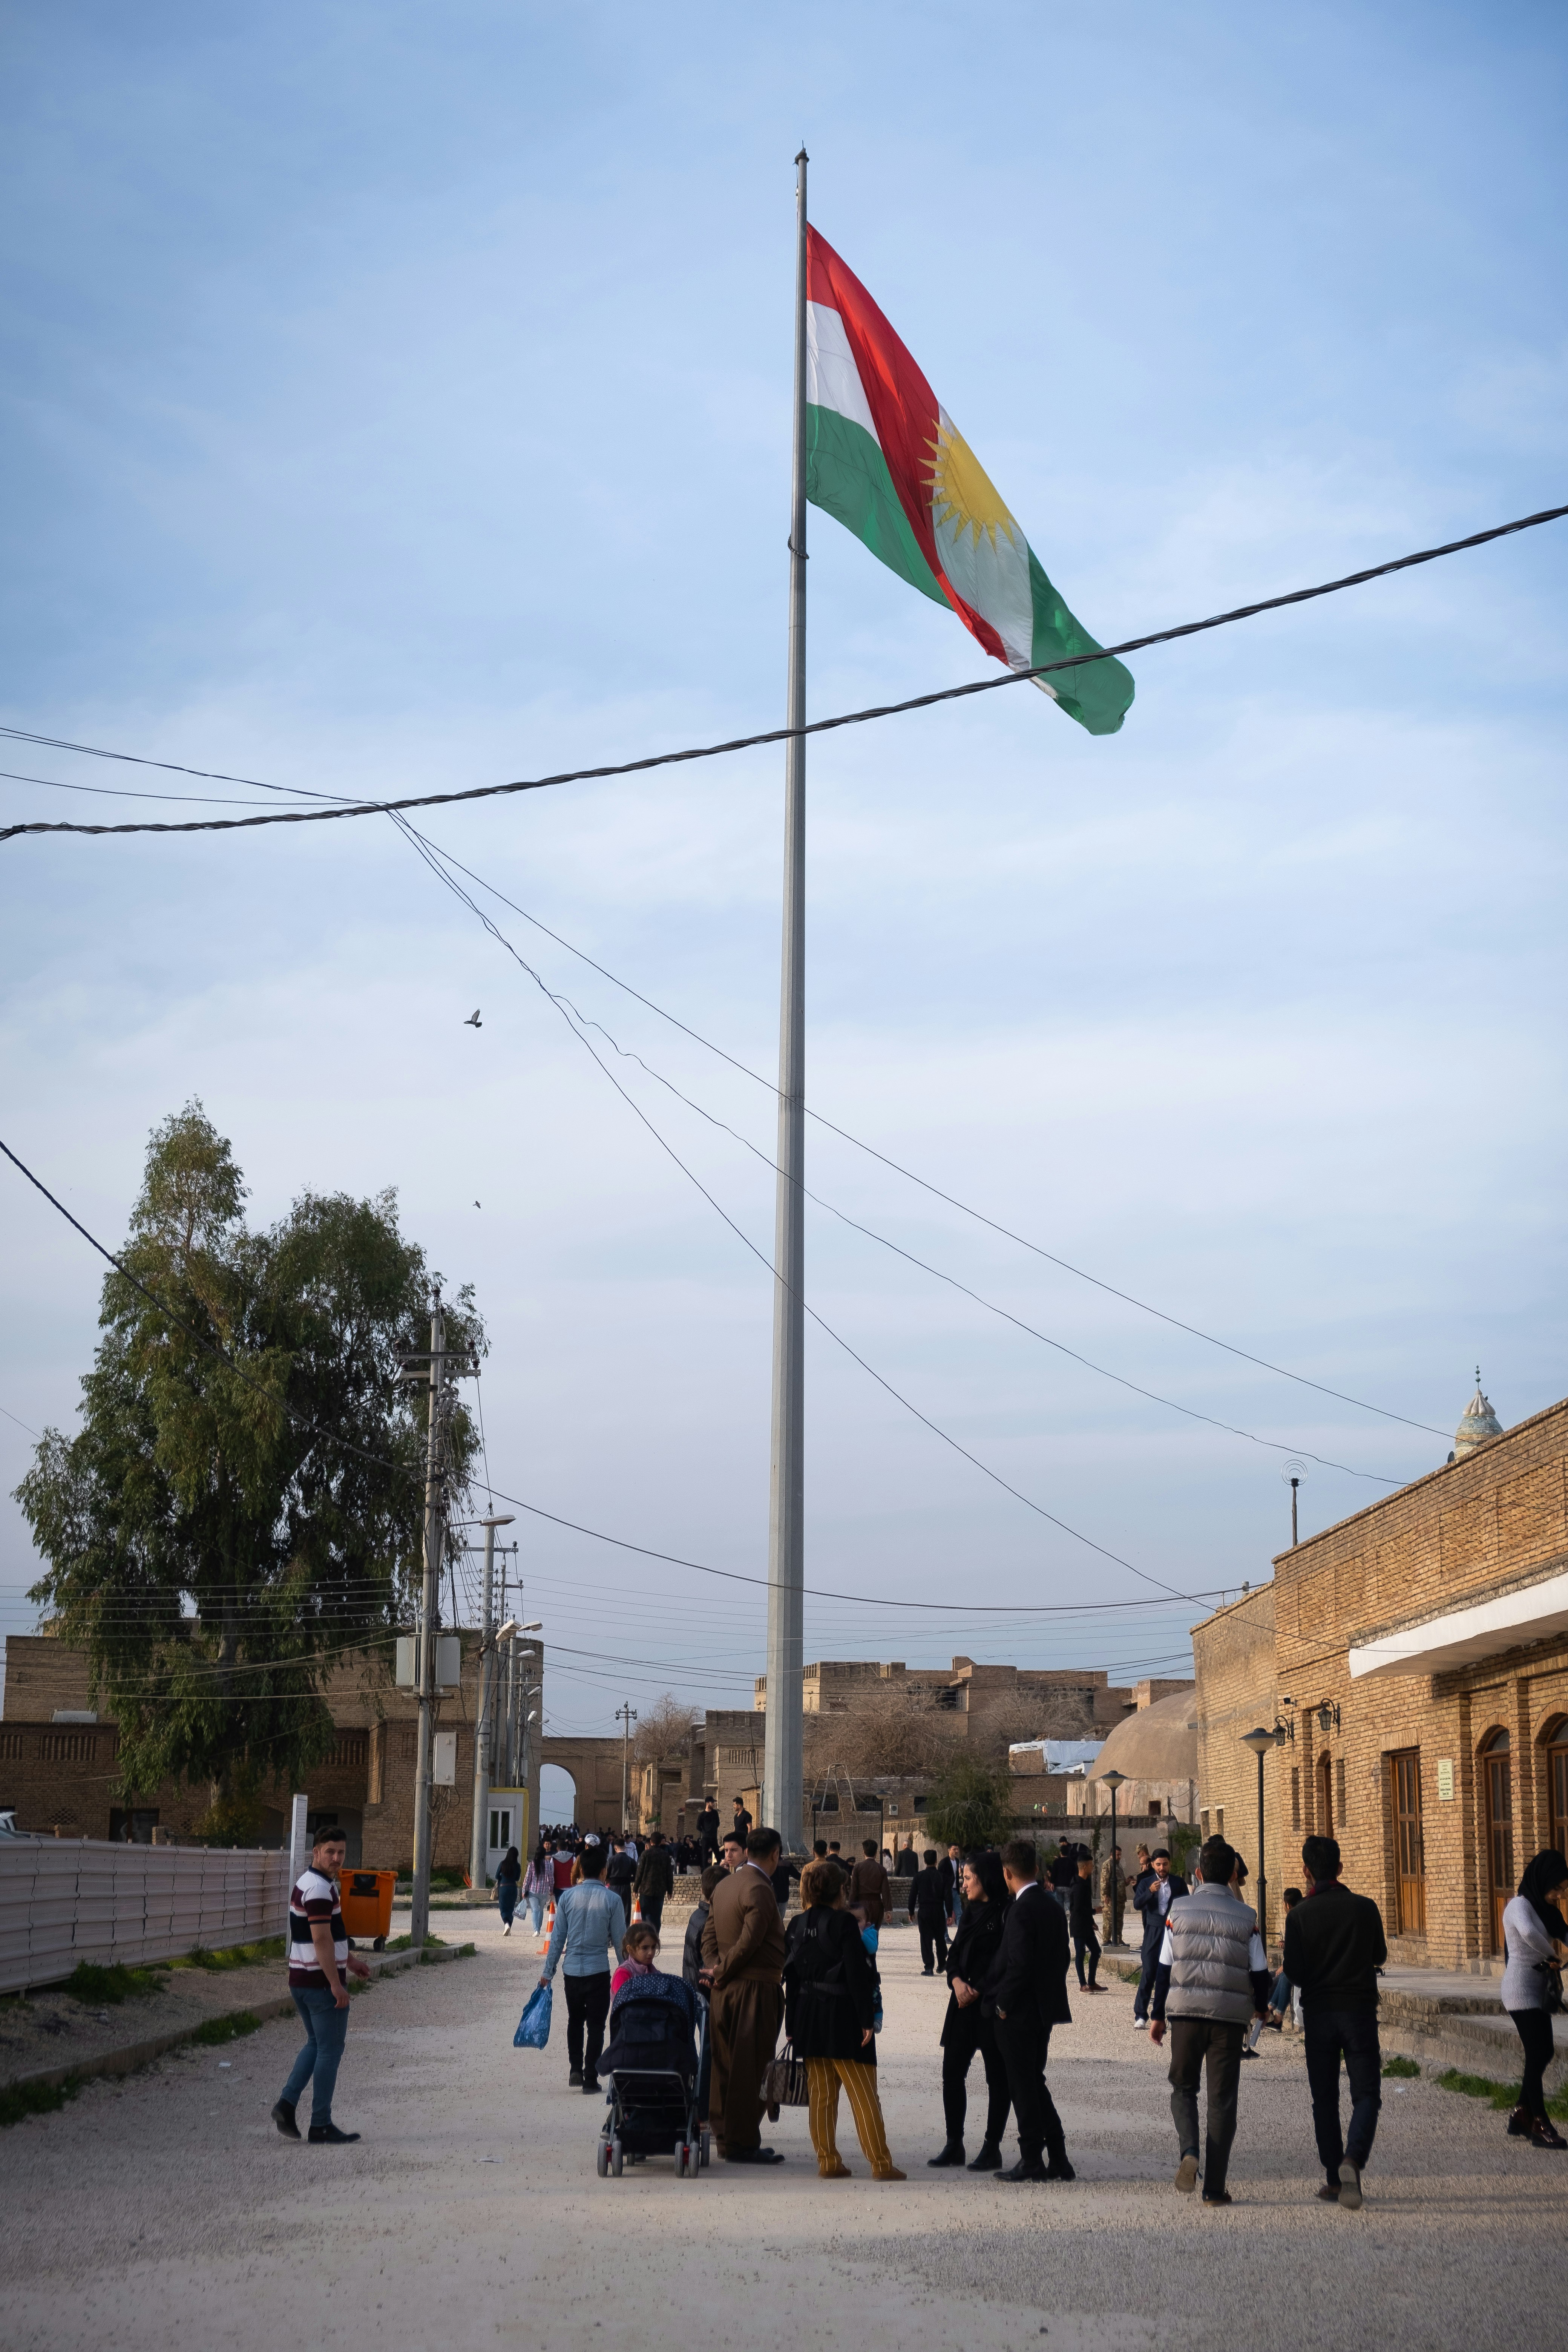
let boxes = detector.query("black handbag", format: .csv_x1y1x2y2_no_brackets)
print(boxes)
763,2039,809,2116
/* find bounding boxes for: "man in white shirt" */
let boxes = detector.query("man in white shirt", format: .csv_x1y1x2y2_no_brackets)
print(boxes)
272,1827,371,2143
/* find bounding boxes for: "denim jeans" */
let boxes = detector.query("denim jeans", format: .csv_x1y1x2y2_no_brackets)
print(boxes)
280,1985,350,2127
1303,2005,1381,2177
498,1881,518,1925
527,1889,546,1933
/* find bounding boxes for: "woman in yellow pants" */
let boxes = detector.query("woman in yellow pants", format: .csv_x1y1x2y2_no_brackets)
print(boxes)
782,1860,905,2179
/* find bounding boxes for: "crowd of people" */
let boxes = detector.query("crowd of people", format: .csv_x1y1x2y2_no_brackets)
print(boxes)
273,1810,1568,2191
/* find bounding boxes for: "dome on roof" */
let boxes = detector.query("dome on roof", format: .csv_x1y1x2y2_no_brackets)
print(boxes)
1455,1371,1503,1460
1088,1686,1198,1785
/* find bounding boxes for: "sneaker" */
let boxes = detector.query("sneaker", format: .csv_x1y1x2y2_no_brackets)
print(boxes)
1133,2019,1149,2032
1175,2153,1199,2194
1338,2163,1363,2210
501,1923,512,1936
271,2099,300,2140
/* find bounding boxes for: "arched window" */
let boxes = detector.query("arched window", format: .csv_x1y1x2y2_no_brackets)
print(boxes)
1316,1749,1334,1838
1481,1727,1513,1956
1542,1717,1568,1860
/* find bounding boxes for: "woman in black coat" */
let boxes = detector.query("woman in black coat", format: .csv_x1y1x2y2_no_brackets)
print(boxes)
929,1850,1013,2170
783,1860,905,2179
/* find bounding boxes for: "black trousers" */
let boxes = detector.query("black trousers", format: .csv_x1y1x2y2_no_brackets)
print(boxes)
992,2012,1066,2167
941,2019,1012,2148
1167,2016,1244,2197
564,1970,611,2080
1072,1925,1100,1986
1510,2007,1555,2119
1134,1941,1159,2019
917,1912,949,1972
1303,2005,1381,2176
639,1893,665,1935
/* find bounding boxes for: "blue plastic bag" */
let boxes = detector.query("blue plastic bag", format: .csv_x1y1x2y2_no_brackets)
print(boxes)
513,1981,552,2050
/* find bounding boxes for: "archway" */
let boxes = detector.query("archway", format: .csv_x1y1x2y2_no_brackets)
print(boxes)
1479,1726,1512,1955
539,1763,578,1829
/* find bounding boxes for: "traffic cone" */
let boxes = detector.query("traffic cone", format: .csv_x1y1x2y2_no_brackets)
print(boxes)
544,1900,555,1943
631,1895,642,1924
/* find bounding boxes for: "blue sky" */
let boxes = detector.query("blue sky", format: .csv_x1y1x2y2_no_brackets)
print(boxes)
2,3,1565,1750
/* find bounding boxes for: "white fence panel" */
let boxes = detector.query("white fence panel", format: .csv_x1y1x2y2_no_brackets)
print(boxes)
0,1839,291,1992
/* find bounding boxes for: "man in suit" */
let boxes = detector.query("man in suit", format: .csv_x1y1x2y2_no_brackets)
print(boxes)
700,1826,788,2165
1133,1849,1188,2028
694,1802,721,1865
908,1849,950,1974
849,1840,892,1929
938,1844,965,1931
983,1836,1076,2183
633,1831,675,1934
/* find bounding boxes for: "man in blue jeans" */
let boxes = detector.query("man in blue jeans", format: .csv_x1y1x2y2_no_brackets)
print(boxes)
272,1826,371,2145
1282,1834,1388,2211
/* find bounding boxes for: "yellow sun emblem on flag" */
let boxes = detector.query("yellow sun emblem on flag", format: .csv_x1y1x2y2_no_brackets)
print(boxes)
925,417,1021,552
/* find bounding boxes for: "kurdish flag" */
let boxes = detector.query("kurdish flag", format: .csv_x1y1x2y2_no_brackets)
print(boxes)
805,229,1133,736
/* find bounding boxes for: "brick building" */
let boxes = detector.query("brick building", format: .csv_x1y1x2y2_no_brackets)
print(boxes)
0,1630,544,1875
757,1656,1139,1742
1192,1383,1568,1965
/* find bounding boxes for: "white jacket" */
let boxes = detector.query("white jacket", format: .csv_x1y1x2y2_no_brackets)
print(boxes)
1500,1894,1559,2013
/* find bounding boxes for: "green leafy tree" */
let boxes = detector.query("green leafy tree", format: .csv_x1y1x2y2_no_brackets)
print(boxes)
16,1102,483,1819
923,1752,1020,1852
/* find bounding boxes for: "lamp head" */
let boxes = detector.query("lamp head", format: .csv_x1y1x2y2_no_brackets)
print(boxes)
1100,1768,1127,1792
1241,1726,1275,1757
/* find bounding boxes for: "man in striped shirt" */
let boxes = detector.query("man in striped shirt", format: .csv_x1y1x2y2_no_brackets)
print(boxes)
272,1827,371,2144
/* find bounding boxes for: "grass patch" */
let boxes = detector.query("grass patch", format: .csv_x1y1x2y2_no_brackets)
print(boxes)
170,1936,284,1973
0,2074,80,2129
64,1961,164,2006
1436,2067,1568,2123
1383,2054,1421,2078
190,2011,262,2046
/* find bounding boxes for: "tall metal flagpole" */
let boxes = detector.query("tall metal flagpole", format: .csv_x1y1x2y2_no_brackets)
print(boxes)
762,148,809,1855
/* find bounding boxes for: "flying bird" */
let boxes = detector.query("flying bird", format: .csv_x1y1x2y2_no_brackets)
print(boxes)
464,1009,481,1028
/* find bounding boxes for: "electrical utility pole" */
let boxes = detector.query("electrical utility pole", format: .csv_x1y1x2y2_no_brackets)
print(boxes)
406,1300,476,1951
468,1513,514,1889
761,145,809,1859
618,1700,638,1835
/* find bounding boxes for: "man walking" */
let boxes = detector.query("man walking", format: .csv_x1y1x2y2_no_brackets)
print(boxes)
849,1838,892,1929
938,1843,965,1932
1069,1855,1102,1991
633,1830,675,1934
272,1825,371,2144
731,1795,753,1842
1133,1848,1188,2028
1149,1837,1270,2206
695,1800,721,1865
908,1848,949,1974
700,1826,788,2164
1283,1834,1388,2210
983,1837,1075,2183
605,1835,636,1938
538,1834,624,2093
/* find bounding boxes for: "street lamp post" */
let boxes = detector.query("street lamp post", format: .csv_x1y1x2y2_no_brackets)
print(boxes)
1101,1769,1128,1945
1241,1728,1275,1942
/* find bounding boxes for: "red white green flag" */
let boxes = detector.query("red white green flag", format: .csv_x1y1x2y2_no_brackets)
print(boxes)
805,228,1133,736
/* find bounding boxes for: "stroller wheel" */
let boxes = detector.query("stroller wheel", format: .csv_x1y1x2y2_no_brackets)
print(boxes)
595,2138,610,2179
676,2142,690,2177
610,2137,624,2177
699,2130,711,2168
683,2139,702,2182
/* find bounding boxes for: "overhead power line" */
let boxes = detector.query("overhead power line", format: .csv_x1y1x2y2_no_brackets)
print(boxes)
0,1131,1227,1615
3,500,1564,843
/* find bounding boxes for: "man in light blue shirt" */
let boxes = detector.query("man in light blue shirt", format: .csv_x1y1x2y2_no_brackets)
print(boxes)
538,1835,624,2091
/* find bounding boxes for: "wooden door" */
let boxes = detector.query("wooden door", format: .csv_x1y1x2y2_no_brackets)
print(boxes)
1391,1750,1425,1936
1482,1731,1513,1955
1549,1733,1568,1860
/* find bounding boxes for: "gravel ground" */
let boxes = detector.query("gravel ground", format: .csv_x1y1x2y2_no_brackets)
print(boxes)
0,1951,296,2082
0,1911,1561,2352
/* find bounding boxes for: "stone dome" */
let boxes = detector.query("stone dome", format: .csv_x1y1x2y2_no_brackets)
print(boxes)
1088,1685,1198,1786
1454,1371,1503,1460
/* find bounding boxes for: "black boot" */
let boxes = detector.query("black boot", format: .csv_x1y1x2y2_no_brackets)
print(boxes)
1507,2104,1532,2137
308,2122,361,2145
271,2099,300,2140
927,2142,966,2166
967,2141,1003,2171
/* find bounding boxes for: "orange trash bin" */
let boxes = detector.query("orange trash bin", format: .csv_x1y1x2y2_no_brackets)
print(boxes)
339,1867,396,1949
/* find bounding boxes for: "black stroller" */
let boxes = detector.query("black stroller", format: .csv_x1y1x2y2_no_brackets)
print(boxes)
595,1975,710,2180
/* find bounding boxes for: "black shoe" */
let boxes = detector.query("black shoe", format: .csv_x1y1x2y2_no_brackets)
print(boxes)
922,1967,935,1976
966,2142,1003,2171
997,2159,1048,2182
927,2143,966,2166
308,2122,361,2144
582,2077,601,2094
1507,2105,1532,2137
1202,2191,1233,2206
723,2145,785,2165
569,2067,583,2086
271,2099,300,2140
1043,2154,1076,2182
1316,2182,1342,2201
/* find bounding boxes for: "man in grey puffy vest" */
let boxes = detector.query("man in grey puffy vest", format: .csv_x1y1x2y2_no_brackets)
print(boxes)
1149,1835,1271,2206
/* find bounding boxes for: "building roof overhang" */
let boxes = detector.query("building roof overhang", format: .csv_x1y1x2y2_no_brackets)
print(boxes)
1347,1566,1568,1681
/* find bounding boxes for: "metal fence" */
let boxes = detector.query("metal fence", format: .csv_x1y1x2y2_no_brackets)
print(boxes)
0,1838,291,1993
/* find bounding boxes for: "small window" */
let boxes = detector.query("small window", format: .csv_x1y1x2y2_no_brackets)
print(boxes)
912,1796,926,1812
886,1802,899,1816
1291,1767,1301,1831
1200,1809,1210,1838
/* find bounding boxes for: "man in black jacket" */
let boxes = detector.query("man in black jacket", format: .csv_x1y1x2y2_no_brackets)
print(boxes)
983,1837,1075,2183
605,1837,637,1938
1068,1857,1102,1990
908,1849,949,1974
695,1803,721,1864
1133,1850,1188,2027
1282,1834,1388,2211
633,1832,676,1934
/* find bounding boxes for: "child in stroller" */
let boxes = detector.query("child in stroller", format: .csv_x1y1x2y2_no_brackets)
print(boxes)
596,1929,708,2180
